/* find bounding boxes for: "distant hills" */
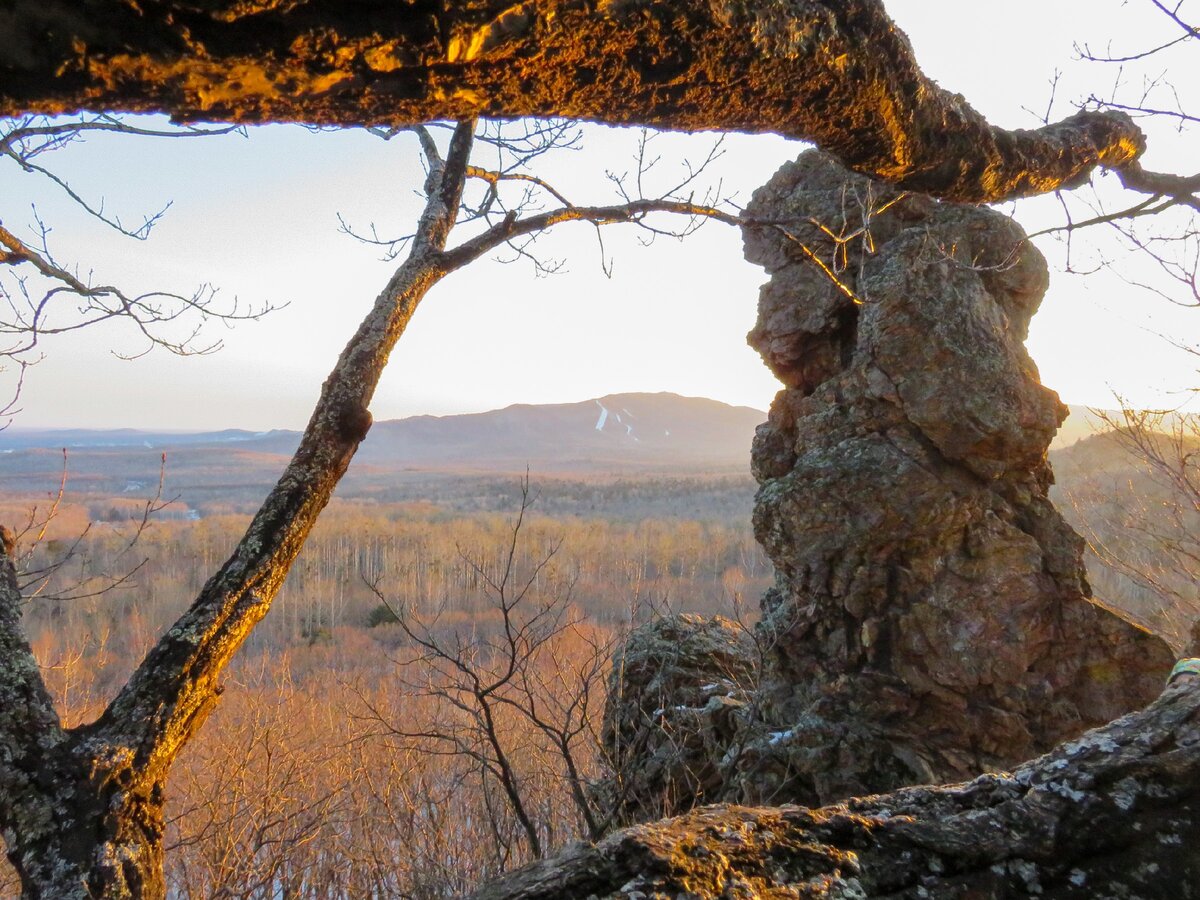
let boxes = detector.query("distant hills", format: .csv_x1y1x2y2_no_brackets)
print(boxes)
355,393,765,471
0,395,1157,508
0,427,292,452
1,392,764,470
1052,405,1122,449
0,393,766,506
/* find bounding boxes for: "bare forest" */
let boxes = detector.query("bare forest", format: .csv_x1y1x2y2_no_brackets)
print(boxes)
1,0,1198,896
0,474,770,896
0,409,1195,896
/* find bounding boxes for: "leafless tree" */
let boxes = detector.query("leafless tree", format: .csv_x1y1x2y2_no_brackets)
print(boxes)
1062,396,1200,650
1031,1,1200,305
359,476,617,871
0,115,277,419
0,114,737,896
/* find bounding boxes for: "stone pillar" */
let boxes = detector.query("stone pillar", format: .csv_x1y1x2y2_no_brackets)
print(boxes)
729,150,1172,805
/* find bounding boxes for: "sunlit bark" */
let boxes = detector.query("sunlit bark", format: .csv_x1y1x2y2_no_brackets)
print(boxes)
0,0,1144,203
474,677,1200,899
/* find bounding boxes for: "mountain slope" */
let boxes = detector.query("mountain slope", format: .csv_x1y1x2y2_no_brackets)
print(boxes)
356,393,764,471
0,394,766,502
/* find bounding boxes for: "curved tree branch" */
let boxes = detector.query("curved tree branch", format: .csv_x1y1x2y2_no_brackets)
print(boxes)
0,0,1146,203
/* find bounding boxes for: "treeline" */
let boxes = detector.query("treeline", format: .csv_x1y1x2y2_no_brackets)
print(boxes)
17,497,770,669
0,491,771,896
1051,425,1200,651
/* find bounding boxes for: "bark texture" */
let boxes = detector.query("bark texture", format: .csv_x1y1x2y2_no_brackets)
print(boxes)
0,0,1143,203
473,677,1200,900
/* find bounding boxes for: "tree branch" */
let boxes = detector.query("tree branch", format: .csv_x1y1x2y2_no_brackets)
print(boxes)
0,0,1148,203
441,199,741,272
78,121,478,785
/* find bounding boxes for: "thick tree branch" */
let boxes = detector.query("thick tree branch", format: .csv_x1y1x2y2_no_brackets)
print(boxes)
77,120,477,786
1118,161,1200,212
473,678,1200,899
0,0,1146,203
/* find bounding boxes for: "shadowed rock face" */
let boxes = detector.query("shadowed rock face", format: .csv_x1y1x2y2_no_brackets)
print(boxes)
733,150,1172,805
597,614,756,827
598,151,1174,824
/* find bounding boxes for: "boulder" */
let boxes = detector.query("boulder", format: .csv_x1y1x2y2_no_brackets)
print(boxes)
596,614,755,826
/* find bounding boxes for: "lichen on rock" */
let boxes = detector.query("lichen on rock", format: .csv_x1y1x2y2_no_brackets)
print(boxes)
597,151,1174,827
595,613,756,827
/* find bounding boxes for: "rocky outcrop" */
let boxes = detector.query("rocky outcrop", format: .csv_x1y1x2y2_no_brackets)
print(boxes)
596,615,756,827
472,677,1200,900
485,153,1189,898
731,151,1173,805
594,152,1174,828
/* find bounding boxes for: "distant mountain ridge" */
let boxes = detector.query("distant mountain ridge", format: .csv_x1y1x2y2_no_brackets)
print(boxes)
1052,405,1121,449
0,394,767,499
0,427,291,452
0,397,1134,492
356,393,765,471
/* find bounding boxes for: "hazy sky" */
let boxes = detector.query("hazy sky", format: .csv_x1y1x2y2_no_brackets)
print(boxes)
2,0,1197,430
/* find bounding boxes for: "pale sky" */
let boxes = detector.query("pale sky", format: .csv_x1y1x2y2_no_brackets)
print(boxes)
1,0,1196,430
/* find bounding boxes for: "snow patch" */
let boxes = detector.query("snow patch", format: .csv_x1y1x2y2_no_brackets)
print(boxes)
768,728,796,746
594,400,609,432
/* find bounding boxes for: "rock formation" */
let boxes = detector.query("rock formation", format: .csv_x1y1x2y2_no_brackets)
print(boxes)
597,614,756,826
473,151,1191,900
473,676,1200,900
599,151,1175,824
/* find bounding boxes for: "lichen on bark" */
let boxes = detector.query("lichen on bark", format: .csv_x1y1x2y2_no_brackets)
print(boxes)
0,1,1145,203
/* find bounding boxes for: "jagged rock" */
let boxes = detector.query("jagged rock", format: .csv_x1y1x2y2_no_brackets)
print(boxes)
732,150,1174,804
595,153,1174,831
596,614,755,826
472,678,1200,900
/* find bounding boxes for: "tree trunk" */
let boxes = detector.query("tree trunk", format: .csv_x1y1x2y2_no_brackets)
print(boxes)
0,122,477,897
3,759,165,899
0,0,1143,203
472,677,1200,899
0,537,166,898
